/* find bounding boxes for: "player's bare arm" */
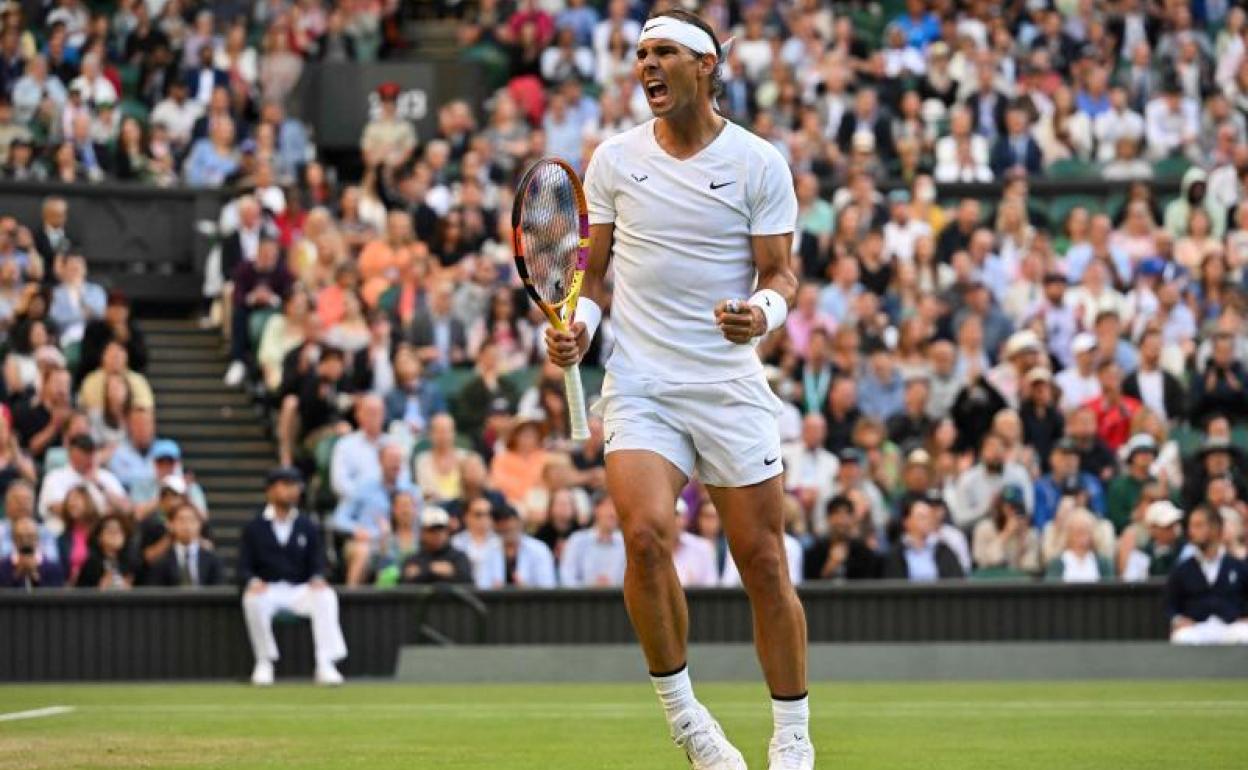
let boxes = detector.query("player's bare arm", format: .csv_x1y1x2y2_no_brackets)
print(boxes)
715,232,797,344
546,222,614,367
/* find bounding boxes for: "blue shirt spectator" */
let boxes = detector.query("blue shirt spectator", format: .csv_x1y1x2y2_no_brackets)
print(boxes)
892,8,940,49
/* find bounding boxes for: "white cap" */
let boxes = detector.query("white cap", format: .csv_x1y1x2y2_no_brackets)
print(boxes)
1072,333,1097,355
1145,500,1182,528
1005,330,1041,358
420,506,451,528
160,475,188,496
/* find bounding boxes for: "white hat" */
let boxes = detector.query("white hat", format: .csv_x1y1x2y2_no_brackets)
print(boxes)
1124,433,1159,459
1024,367,1053,385
1145,500,1182,528
160,474,188,496
1072,333,1097,355
1004,330,1041,358
420,506,451,528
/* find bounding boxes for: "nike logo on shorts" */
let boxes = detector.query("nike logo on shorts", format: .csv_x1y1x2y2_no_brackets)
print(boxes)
709,180,735,190
764,456,778,466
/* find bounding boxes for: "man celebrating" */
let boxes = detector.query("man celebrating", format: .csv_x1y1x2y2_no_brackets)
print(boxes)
545,9,810,769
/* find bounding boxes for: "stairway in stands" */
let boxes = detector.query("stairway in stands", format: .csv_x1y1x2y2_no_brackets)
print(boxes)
140,319,275,575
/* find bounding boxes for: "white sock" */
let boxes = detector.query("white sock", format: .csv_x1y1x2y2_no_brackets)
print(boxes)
650,664,699,724
772,694,810,738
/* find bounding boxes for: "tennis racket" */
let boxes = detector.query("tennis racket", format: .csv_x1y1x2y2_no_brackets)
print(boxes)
511,157,591,442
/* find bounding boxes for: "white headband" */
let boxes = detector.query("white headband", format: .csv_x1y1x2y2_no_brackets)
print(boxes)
639,16,719,58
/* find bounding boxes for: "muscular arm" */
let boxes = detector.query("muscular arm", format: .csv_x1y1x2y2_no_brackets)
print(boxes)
546,223,614,367
715,232,798,344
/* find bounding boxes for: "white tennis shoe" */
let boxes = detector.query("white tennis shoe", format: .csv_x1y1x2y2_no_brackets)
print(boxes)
671,705,747,770
250,660,274,686
768,731,815,770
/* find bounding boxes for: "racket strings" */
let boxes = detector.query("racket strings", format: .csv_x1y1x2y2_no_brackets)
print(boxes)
518,163,580,307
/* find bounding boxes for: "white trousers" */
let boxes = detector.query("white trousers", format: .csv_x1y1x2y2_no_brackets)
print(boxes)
242,581,348,665
1171,617,1248,645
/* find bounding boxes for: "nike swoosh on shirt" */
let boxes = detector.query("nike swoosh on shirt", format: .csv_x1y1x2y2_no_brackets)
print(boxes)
764,456,778,466
709,180,735,190
631,174,648,182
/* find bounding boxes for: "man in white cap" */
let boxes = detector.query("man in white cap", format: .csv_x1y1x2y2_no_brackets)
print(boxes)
1055,332,1101,413
986,329,1042,408
544,7,811,769
1123,500,1187,581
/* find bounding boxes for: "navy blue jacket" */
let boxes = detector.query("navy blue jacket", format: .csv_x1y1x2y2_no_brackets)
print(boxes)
237,509,326,587
1165,552,1248,624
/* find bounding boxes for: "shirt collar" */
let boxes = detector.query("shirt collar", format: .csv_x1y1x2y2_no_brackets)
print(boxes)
263,504,298,522
1199,546,1226,569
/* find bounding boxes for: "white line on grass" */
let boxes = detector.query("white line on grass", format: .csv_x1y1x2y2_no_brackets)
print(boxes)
0,706,75,723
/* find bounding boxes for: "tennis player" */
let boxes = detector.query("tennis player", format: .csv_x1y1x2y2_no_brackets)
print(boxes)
545,9,812,770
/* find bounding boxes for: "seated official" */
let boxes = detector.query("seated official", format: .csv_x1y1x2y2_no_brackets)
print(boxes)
239,467,347,686
145,502,222,587
399,506,473,584
1167,506,1248,645
883,496,965,581
0,517,65,588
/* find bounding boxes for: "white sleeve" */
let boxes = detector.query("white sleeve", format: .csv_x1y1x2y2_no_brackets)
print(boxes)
748,144,798,236
583,143,616,225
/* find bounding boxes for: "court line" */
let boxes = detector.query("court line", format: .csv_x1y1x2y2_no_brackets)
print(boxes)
0,706,75,723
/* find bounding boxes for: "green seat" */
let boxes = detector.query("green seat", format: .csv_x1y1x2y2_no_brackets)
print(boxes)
433,367,478,403
117,63,141,98
410,433,476,456
1153,156,1192,180
315,433,341,478
119,97,149,123
62,340,81,373
249,309,278,348
1049,194,1104,228
971,567,1033,581
1046,158,1100,180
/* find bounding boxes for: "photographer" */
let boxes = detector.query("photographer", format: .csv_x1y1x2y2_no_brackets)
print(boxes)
0,517,65,589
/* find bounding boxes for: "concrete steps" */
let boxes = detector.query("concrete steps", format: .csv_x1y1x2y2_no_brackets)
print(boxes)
139,318,277,580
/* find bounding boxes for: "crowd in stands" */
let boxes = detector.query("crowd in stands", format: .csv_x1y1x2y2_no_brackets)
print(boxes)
0,195,212,590
2,0,1248,641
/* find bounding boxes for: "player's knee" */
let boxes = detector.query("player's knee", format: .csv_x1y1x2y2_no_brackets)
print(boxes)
736,544,788,592
623,524,671,570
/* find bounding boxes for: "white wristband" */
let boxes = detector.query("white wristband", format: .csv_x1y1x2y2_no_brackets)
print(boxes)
571,297,602,340
748,289,787,333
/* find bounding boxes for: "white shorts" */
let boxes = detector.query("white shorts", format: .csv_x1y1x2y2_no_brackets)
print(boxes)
595,371,784,488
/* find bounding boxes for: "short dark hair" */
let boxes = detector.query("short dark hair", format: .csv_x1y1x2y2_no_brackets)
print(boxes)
1188,504,1223,531
646,8,724,102
825,495,853,517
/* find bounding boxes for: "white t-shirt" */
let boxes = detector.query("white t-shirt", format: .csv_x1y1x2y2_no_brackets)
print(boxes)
584,118,797,386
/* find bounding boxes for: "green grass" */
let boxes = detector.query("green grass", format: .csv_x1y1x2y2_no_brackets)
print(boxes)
0,681,1243,769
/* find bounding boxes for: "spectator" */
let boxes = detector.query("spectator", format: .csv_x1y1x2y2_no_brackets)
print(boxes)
990,102,1043,176
48,254,106,343
1107,434,1159,533
950,432,1034,529
782,414,839,533
224,237,292,388
0,516,65,589
971,486,1042,576
398,505,473,585
1122,328,1186,422
184,115,240,186
803,495,882,581
372,489,422,587
78,340,154,412
38,434,130,529
0,480,56,559
857,347,905,422
1166,506,1248,644
1190,332,1248,425
77,290,147,384
558,493,625,588
144,501,222,587
360,82,416,170
329,394,397,500
1044,506,1114,583
333,443,416,586
883,496,965,581
1083,360,1141,452
54,483,98,585
1055,333,1101,413
1122,500,1187,581
239,467,347,686
405,279,467,373
75,513,135,590
478,504,557,588
383,347,445,442
107,408,161,505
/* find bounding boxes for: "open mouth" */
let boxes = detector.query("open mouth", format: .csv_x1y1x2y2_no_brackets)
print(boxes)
645,80,669,100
